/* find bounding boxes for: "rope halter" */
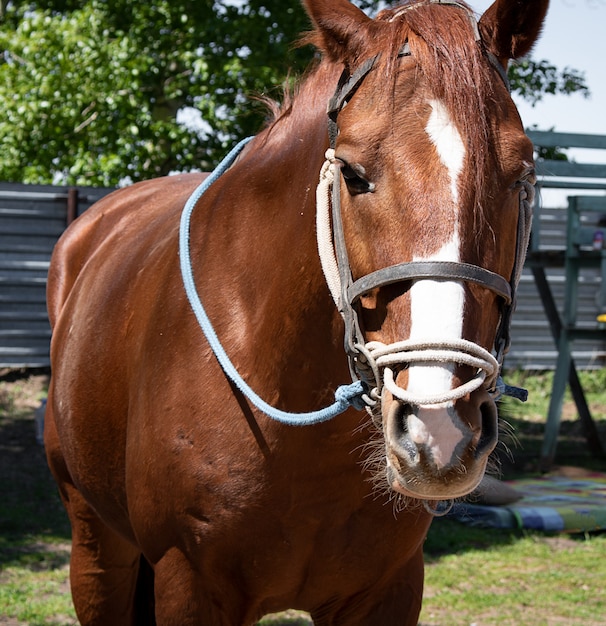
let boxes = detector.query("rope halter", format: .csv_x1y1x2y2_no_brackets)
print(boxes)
317,40,533,408
313,0,534,410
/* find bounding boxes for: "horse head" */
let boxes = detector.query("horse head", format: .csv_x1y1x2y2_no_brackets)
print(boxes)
305,0,548,500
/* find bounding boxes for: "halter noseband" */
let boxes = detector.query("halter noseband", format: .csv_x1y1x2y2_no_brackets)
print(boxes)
319,1,532,406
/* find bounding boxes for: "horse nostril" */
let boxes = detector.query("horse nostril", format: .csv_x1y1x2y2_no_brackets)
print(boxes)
396,401,409,433
389,401,418,461
475,399,498,459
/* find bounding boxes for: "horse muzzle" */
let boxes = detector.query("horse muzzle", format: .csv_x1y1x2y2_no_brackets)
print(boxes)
382,385,498,500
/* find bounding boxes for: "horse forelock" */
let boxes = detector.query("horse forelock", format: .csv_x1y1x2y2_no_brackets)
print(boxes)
378,2,502,214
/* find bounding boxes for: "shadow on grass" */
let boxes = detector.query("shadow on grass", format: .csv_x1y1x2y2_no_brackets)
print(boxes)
495,370,606,477
492,411,606,479
424,518,527,565
0,371,71,571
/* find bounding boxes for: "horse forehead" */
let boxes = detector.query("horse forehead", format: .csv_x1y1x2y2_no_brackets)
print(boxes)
424,99,465,204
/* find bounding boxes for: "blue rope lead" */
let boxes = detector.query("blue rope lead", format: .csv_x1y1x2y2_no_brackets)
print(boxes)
179,137,366,426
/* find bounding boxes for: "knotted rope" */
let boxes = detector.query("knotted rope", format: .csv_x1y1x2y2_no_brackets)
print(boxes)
316,148,342,310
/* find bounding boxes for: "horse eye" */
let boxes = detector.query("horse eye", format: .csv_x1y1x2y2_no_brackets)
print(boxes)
524,168,537,186
517,164,537,186
511,167,536,192
340,162,375,195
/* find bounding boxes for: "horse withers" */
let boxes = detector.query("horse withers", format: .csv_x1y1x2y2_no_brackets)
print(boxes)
45,0,548,623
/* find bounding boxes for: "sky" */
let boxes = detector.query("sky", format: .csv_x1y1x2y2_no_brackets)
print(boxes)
472,0,606,137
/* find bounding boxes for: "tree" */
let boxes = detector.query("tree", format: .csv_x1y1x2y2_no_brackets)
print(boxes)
509,59,589,106
0,0,590,186
0,1,316,184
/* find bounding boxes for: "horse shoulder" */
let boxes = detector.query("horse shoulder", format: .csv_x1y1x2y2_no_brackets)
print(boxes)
47,173,207,328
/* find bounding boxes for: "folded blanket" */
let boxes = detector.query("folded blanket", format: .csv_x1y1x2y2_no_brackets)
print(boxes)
448,473,606,532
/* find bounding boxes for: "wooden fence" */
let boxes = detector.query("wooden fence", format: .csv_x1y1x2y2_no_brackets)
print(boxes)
1,130,606,369
505,131,606,370
0,183,113,367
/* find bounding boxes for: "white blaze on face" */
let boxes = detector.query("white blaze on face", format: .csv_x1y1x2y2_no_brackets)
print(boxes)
405,99,467,466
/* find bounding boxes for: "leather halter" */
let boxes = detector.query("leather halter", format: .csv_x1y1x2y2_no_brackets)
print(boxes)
325,1,531,398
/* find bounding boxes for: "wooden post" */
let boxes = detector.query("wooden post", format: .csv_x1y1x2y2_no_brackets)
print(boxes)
66,188,79,226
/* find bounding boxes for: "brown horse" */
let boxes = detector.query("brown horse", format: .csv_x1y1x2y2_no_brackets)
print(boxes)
45,0,548,623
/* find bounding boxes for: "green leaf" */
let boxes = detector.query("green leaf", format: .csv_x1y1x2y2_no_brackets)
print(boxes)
0,1,590,185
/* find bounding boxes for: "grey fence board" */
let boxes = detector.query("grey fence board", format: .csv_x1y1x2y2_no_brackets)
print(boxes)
2,131,606,369
526,131,606,150
536,161,606,179
0,183,114,367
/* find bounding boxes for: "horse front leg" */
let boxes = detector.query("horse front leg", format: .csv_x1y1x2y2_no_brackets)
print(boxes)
67,490,146,625
45,402,148,625
310,547,425,626
153,547,253,626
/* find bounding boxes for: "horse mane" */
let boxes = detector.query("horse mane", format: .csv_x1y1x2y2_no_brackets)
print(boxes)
258,59,340,145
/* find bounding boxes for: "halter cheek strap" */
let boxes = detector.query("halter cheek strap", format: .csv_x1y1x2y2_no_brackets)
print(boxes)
317,151,513,406
327,55,378,150
319,5,530,404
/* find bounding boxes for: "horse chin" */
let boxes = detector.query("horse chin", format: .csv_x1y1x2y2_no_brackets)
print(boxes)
381,393,497,501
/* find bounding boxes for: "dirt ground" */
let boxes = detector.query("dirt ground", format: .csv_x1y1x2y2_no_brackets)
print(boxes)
1,369,605,626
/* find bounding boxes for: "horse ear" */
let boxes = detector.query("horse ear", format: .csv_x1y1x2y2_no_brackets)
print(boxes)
479,0,549,62
302,0,374,62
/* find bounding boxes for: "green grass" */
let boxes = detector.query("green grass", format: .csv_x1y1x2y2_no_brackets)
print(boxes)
0,371,76,624
0,561,74,626
1,369,606,625
257,612,313,625
421,521,606,625
500,368,606,419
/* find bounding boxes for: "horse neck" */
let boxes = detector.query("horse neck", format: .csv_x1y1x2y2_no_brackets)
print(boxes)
250,62,340,182
194,63,350,408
